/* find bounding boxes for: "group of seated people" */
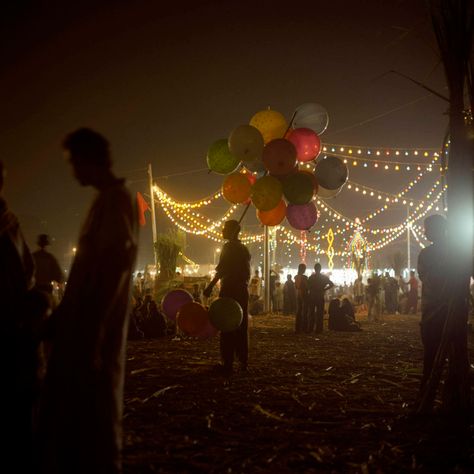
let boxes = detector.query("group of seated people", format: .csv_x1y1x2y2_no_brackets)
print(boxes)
328,297,362,332
128,291,168,339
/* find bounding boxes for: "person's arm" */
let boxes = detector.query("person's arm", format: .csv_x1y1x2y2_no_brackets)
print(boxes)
203,274,220,298
203,244,227,297
324,277,335,291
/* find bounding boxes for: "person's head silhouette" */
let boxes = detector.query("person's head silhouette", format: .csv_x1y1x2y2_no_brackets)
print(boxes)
423,214,447,244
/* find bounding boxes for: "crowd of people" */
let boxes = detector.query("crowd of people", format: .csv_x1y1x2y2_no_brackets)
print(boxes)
246,263,424,329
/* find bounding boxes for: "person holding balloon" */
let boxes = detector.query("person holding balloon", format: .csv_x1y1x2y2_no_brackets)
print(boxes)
203,220,251,376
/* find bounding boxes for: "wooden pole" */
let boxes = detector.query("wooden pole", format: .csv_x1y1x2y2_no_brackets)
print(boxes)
147,163,158,269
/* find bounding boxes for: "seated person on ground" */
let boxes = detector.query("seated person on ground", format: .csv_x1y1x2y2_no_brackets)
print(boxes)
328,298,362,332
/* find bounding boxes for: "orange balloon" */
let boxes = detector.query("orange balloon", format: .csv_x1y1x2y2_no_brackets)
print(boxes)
222,173,252,204
177,302,210,336
257,199,287,226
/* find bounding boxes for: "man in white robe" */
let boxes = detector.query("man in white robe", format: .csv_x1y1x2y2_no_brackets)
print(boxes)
40,129,138,474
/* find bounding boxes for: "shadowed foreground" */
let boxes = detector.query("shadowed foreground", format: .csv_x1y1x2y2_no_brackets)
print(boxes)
123,314,474,473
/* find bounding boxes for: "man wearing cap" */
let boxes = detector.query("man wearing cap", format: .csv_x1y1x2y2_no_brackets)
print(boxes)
203,220,251,375
32,234,64,304
39,129,138,474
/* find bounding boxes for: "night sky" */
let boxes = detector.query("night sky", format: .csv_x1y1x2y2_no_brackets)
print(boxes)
1,0,449,272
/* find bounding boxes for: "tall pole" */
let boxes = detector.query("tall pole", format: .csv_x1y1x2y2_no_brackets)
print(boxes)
406,204,411,273
263,225,270,313
148,163,158,269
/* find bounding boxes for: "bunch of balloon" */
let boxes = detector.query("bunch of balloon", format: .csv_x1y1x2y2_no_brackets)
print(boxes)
249,103,329,231
205,103,347,232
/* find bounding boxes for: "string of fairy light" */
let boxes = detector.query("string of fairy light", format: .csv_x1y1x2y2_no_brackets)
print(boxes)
152,143,448,261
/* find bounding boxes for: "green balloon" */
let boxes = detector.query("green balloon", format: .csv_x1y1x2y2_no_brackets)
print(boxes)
251,175,283,211
209,297,243,333
283,171,314,204
207,139,241,175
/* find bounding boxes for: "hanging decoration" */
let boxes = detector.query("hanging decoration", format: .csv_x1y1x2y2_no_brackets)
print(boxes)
326,228,335,271
346,224,369,277
299,230,307,264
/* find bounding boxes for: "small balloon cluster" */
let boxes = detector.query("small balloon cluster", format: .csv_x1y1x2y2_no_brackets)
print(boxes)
162,289,243,338
206,103,349,230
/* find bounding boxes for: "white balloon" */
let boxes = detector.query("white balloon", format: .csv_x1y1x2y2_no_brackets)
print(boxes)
317,185,342,199
314,155,348,190
292,103,329,135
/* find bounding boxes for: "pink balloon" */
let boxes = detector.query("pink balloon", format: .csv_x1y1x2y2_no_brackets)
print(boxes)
286,202,318,230
161,289,194,321
287,128,321,162
262,139,297,176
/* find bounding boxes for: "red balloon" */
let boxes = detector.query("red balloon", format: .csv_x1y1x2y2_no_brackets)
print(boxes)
177,302,210,337
196,320,219,338
287,128,321,162
242,172,257,204
257,200,287,226
243,172,257,185
262,139,297,176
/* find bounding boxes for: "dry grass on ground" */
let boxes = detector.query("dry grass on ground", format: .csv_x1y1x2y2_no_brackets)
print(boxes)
123,312,474,473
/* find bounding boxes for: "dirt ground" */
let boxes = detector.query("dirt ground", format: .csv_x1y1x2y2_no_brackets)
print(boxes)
123,312,474,473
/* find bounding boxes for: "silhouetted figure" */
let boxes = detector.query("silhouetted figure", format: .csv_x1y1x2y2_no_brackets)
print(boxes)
307,263,334,333
383,272,399,314
417,214,449,389
366,276,381,322
294,263,308,333
353,276,364,306
283,274,296,315
39,129,138,474
142,300,167,338
0,160,41,471
405,270,419,314
203,220,251,376
328,298,361,331
192,283,202,304
32,234,64,304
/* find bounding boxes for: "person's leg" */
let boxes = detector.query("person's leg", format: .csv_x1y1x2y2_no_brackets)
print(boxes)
420,314,444,389
306,299,315,332
367,297,374,321
315,299,324,333
295,297,303,332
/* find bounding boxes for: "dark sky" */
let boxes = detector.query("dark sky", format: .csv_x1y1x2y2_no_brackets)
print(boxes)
1,0,448,271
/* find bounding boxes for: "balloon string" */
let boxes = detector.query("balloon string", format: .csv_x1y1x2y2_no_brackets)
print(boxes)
238,110,297,225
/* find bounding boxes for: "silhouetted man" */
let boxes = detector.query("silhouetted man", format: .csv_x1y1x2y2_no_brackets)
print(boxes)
307,263,334,333
0,160,39,470
417,214,449,388
294,263,308,333
40,129,138,473
32,234,64,302
405,270,419,314
203,220,251,376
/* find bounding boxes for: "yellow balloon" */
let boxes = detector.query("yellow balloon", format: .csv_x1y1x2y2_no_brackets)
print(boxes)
249,109,288,144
